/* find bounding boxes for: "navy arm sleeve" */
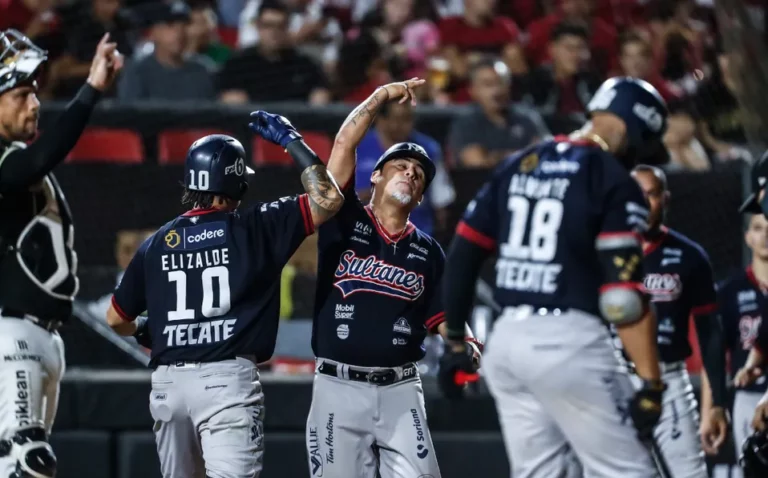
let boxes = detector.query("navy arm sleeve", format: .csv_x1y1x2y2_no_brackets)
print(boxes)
111,238,150,322
254,194,314,268
0,84,100,192
443,178,498,341
425,244,447,332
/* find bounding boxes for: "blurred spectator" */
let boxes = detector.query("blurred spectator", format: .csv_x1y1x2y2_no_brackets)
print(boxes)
693,48,753,162
43,0,135,98
117,1,215,101
618,31,683,104
526,0,618,75
218,1,330,104
186,1,232,68
237,0,343,73
663,110,710,171
280,233,318,320
439,0,527,102
449,58,549,168
517,22,600,123
355,102,456,237
646,0,708,89
0,0,59,43
335,30,391,103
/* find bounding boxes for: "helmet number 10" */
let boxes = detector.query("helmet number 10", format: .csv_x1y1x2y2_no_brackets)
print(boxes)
189,170,210,190
501,197,563,262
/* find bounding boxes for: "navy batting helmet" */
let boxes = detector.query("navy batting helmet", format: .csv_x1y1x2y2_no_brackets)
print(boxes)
587,77,668,154
740,430,768,478
184,135,254,200
0,29,47,96
739,150,768,215
373,142,436,190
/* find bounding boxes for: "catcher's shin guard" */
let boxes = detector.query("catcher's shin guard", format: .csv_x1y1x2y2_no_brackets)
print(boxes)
0,425,56,478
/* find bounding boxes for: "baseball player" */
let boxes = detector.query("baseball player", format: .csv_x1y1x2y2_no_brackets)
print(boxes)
105,122,344,477
0,30,122,477
722,153,768,477
304,78,481,478
624,164,729,477
439,77,669,478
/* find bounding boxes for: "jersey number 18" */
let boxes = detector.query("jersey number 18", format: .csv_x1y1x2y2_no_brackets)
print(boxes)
167,267,231,321
500,197,563,261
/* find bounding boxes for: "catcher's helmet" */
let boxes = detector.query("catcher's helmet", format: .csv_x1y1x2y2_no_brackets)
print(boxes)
587,77,668,158
373,142,436,191
740,430,768,478
0,29,47,96
184,135,254,200
739,150,768,215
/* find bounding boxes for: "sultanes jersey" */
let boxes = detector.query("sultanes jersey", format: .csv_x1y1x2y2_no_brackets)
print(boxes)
313,181,445,367
719,268,768,393
112,195,314,367
458,137,648,315
641,227,717,363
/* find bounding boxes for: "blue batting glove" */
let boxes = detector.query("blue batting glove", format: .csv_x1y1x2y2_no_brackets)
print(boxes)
248,110,303,149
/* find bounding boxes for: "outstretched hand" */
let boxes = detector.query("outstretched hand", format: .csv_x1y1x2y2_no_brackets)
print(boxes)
87,33,123,91
379,78,426,106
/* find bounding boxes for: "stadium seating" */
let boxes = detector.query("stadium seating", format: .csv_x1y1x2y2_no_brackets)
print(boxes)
66,128,144,164
157,129,233,164
253,131,333,166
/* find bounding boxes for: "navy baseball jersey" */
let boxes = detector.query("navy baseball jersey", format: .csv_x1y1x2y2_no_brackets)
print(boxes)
111,195,314,367
642,227,717,363
719,268,768,392
457,137,648,315
313,179,445,368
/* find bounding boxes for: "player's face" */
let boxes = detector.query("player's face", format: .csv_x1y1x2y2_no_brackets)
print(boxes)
377,104,414,143
375,158,425,207
746,214,768,261
0,85,40,142
631,170,667,230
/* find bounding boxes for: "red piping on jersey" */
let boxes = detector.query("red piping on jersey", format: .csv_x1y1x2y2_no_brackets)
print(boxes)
746,266,768,294
691,303,718,316
363,205,416,245
597,231,642,243
553,135,604,149
111,296,135,322
182,207,220,217
642,226,668,256
298,194,314,235
456,221,496,251
426,312,445,331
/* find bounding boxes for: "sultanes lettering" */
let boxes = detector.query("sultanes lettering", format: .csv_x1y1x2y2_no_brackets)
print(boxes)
334,250,425,300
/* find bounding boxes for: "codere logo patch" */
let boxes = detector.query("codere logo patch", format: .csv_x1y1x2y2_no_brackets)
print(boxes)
165,230,181,249
163,221,228,251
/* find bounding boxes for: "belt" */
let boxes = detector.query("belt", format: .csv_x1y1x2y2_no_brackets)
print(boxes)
2,308,61,332
158,354,257,369
317,361,417,386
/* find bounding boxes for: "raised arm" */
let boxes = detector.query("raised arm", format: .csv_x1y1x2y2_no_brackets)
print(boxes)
328,78,425,188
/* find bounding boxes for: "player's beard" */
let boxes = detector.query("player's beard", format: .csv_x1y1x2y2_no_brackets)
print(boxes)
389,190,413,206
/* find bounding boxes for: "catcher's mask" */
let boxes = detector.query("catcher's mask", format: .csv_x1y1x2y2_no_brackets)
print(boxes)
0,29,47,97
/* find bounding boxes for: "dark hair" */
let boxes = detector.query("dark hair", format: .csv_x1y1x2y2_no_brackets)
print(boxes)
549,21,589,43
335,30,383,98
619,31,650,55
632,164,669,190
467,56,503,84
258,0,288,19
181,188,217,208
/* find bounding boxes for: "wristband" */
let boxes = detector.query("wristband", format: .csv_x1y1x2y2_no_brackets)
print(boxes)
133,315,148,336
286,140,323,170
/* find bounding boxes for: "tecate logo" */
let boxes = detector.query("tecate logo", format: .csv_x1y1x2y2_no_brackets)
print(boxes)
188,229,224,243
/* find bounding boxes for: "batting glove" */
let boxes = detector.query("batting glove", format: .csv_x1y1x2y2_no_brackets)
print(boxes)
629,379,666,440
248,110,303,149
438,342,481,400
133,315,152,349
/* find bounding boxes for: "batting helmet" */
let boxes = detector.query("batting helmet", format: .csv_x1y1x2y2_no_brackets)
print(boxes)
184,135,254,200
739,150,768,215
0,30,47,97
740,430,768,478
587,77,668,157
373,142,436,191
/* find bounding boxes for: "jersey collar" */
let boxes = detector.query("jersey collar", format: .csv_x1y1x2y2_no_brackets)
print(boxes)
642,225,668,256
364,205,415,245
182,207,220,217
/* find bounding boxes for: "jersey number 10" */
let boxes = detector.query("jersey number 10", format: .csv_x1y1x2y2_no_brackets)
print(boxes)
500,197,563,261
167,267,231,321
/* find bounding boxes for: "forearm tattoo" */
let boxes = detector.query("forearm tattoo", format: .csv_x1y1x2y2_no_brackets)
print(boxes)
301,164,343,223
345,87,389,129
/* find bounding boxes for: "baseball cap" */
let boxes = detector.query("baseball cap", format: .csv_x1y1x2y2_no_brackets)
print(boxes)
139,1,191,28
738,151,768,214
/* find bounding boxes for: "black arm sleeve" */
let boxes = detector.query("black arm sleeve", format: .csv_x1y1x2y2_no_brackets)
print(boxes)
285,139,323,170
443,235,491,342
694,311,728,408
0,84,101,191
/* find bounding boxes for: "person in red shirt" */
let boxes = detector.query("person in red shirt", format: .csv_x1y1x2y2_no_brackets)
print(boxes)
526,0,617,75
439,0,526,102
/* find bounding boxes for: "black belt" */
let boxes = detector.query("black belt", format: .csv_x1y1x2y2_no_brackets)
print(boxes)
2,308,61,332
318,361,417,386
